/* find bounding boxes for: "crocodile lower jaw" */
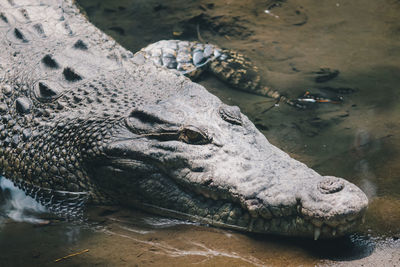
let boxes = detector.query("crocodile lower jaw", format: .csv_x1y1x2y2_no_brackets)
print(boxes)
124,196,366,240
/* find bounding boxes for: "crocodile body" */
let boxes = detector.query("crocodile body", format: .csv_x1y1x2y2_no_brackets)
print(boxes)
0,0,368,239
135,40,296,106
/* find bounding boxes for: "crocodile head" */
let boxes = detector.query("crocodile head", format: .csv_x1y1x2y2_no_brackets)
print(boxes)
91,72,368,240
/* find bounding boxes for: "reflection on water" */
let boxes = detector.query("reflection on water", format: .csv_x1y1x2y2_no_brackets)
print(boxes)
1,0,400,265
101,228,266,266
0,184,398,265
1,203,398,266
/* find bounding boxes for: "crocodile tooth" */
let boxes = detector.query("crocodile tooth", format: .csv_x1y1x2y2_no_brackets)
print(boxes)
248,218,255,232
362,215,365,224
297,204,301,213
314,227,321,240
332,229,336,236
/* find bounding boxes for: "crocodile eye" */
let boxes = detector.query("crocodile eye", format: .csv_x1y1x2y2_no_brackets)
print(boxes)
179,126,211,145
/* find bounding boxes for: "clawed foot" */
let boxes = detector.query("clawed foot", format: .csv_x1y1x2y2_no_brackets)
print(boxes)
290,89,347,109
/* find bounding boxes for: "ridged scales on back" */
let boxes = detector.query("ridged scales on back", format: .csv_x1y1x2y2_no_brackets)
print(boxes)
0,0,368,239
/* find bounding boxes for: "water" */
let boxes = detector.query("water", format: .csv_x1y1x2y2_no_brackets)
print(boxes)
0,177,47,224
1,0,400,265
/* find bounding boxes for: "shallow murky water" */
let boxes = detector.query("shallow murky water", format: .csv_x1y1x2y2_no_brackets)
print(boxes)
1,0,400,266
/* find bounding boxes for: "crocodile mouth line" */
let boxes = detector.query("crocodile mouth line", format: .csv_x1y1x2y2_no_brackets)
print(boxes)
171,173,367,240
127,196,365,240
108,158,365,240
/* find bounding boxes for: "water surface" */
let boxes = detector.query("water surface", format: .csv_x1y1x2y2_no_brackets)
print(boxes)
1,0,400,265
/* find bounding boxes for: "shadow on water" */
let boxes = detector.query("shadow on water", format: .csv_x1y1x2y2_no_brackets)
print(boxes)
258,233,377,261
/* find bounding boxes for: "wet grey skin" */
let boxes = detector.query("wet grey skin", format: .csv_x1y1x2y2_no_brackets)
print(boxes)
0,0,368,239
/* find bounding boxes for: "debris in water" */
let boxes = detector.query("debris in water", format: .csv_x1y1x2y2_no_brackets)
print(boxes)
264,9,280,19
54,249,89,263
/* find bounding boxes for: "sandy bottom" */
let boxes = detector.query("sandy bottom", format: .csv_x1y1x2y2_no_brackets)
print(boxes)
1,0,400,266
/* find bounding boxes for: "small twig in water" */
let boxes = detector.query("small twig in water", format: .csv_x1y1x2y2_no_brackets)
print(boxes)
54,249,89,263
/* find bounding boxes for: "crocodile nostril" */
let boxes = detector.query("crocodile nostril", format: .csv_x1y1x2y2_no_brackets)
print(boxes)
318,177,344,194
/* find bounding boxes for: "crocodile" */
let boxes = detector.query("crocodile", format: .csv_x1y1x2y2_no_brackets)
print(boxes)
0,0,368,239
135,39,301,108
